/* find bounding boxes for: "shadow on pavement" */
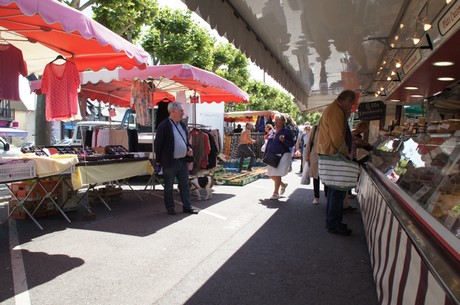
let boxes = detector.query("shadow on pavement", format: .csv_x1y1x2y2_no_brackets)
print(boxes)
184,187,377,305
0,249,84,303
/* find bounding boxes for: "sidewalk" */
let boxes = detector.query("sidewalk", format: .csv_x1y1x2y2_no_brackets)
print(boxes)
0,159,377,305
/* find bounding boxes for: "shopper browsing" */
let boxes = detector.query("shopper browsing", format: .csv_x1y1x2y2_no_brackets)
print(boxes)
154,102,199,216
237,123,256,173
265,114,294,200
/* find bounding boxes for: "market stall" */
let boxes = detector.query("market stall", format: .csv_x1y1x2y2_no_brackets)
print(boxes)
31,64,250,189
1,146,153,229
224,110,297,159
357,130,460,304
0,0,149,75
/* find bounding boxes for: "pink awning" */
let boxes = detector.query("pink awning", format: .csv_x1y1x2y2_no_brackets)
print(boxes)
30,64,249,107
0,0,149,74
119,64,249,103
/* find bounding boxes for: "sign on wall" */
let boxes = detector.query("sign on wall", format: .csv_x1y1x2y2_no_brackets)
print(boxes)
358,101,386,121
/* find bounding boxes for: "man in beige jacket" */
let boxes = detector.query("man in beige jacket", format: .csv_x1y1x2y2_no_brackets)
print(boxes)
317,90,356,236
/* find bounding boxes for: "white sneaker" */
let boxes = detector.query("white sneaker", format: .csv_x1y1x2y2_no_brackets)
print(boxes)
312,198,319,205
280,183,288,195
270,194,280,200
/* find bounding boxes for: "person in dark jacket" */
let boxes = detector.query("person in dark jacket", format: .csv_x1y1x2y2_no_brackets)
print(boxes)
154,102,199,215
264,114,294,200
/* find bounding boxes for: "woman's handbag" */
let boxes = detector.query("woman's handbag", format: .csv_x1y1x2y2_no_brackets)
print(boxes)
263,152,282,168
318,147,360,191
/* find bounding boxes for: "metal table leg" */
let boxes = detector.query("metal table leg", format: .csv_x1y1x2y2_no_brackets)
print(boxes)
1,181,44,230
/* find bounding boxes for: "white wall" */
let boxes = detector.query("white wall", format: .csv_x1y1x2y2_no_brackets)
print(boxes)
194,102,225,148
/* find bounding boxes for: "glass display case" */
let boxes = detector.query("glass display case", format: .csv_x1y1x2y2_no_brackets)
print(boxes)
370,131,460,240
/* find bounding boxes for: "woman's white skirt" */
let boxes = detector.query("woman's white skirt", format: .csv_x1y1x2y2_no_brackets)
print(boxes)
267,152,291,177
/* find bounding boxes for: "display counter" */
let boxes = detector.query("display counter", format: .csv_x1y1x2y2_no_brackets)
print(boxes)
358,131,460,305
370,132,460,244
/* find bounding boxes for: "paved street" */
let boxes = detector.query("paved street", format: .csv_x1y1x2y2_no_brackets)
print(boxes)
0,159,378,305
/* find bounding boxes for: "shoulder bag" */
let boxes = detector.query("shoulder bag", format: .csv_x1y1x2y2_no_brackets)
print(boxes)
263,152,281,168
318,144,360,191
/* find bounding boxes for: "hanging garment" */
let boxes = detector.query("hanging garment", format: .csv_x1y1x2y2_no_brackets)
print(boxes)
41,61,80,121
96,129,111,147
109,129,129,149
155,100,171,130
130,80,151,126
128,129,139,152
204,130,219,169
0,44,28,101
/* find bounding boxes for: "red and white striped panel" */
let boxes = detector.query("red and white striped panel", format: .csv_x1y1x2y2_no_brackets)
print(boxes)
357,173,455,305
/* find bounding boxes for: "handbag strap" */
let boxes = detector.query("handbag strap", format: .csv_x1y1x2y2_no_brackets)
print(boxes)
170,119,189,147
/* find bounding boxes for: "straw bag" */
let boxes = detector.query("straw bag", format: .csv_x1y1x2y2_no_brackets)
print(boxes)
318,146,360,191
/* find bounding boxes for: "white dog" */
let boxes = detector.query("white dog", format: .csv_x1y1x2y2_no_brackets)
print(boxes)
189,176,214,200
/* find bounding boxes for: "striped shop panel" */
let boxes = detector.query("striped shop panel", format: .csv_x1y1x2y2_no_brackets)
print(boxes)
357,171,456,305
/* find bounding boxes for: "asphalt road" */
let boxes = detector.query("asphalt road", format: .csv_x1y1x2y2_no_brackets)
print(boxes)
0,159,378,305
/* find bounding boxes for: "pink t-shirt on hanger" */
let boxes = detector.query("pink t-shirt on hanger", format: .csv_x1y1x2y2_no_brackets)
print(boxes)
41,60,80,121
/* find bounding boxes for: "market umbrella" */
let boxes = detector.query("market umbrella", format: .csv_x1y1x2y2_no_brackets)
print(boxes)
0,0,149,74
117,64,249,104
31,63,249,107
31,63,249,151
224,110,296,126
80,79,175,108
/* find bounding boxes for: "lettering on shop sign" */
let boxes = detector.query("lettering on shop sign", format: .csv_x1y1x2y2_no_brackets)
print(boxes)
439,1,460,36
386,80,397,94
403,49,421,75
358,101,386,121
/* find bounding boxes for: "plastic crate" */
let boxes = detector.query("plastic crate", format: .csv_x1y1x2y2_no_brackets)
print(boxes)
0,160,36,183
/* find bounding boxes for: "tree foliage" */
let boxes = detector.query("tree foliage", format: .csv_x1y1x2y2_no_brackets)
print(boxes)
64,0,158,42
212,43,250,90
304,112,322,125
142,8,215,70
61,1,305,122
231,80,298,119
62,0,95,11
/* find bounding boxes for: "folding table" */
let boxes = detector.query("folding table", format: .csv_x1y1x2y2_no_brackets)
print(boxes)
1,156,78,230
72,157,153,210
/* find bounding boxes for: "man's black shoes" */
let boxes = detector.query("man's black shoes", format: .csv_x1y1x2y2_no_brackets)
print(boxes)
183,208,199,214
327,226,352,236
343,206,358,213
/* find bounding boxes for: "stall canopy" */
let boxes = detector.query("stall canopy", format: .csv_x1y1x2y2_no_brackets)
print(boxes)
224,110,296,126
80,80,174,107
0,127,27,137
0,0,149,74
31,64,250,107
